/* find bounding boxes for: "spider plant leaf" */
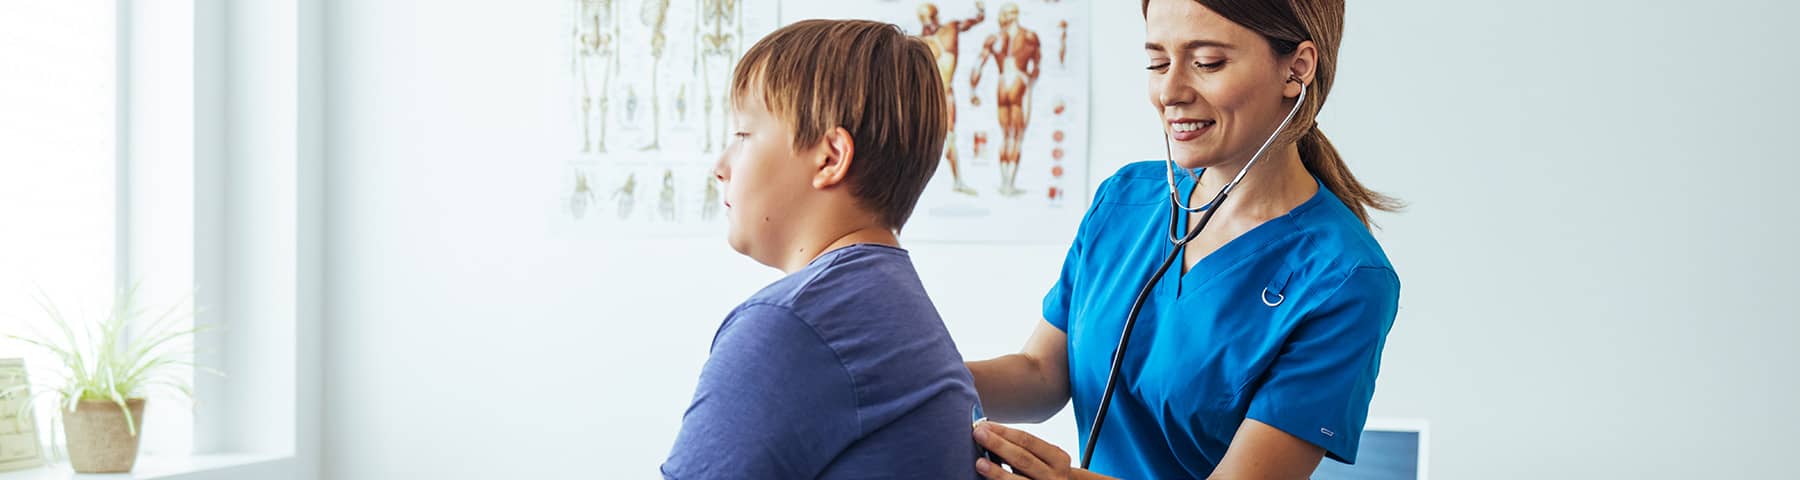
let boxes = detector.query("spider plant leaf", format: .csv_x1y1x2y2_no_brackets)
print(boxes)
105,389,137,437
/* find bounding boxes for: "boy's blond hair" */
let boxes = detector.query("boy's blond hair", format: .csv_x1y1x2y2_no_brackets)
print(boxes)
732,19,949,231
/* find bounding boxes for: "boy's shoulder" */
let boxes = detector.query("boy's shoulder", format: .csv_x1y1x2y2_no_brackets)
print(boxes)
740,243,918,311
720,243,940,358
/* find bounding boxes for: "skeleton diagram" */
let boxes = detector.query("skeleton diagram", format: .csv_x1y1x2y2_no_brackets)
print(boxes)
917,1,985,196
574,0,622,153
614,173,638,219
658,169,678,221
694,0,743,153
639,0,673,151
971,2,1041,197
569,172,597,219
702,174,721,221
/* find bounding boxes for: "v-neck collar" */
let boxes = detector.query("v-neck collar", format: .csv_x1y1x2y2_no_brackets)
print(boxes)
1163,169,1328,298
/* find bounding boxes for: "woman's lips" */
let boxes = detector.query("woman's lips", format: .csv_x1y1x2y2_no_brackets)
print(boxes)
1168,118,1215,142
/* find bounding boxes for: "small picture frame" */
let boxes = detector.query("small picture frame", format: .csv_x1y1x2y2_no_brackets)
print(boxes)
0,358,45,472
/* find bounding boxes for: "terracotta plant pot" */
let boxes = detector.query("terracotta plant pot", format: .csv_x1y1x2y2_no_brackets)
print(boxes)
63,398,146,473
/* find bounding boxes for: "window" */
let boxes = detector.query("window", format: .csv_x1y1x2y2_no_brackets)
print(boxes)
0,0,192,459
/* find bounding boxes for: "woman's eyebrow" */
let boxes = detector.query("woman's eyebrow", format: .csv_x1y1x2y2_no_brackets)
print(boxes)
1144,39,1235,52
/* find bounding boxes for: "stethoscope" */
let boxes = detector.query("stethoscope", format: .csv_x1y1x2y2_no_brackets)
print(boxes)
1077,74,1308,470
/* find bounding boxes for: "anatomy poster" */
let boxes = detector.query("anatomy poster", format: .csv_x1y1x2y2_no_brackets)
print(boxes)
784,0,1089,242
562,0,782,234
563,0,1090,243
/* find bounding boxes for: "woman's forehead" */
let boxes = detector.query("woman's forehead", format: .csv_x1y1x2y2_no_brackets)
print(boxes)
1144,0,1257,48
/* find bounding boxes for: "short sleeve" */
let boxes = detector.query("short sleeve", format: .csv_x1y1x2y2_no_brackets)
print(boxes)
1245,267,1400,464
661,304,860,479
1041,237,1082,332
1042,177,1117,332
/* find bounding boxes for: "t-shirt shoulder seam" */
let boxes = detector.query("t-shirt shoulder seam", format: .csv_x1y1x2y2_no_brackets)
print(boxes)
734,302,866,433
785,247,872,298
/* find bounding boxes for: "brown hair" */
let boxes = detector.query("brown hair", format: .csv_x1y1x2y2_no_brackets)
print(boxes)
731,19,949,231
1143,0,1402,225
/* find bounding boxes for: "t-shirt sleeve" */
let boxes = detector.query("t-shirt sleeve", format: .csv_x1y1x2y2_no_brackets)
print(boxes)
661,304,860,479
1042,177,1116,332
1245,267,1400,465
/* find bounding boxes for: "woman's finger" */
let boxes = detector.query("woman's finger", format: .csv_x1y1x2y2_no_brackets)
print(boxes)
975,422,1052,476
996,424,1074,469
976,457,1027,480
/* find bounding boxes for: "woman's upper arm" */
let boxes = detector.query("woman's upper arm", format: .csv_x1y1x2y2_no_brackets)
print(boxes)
1022,320,1058,395
1022,317,1068,380
1208,418,1325,480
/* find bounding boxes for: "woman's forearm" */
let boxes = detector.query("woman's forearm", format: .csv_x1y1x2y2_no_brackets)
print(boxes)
967,353,1069,423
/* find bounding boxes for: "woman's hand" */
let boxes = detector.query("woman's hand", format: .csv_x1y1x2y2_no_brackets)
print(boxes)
973,421,1073,480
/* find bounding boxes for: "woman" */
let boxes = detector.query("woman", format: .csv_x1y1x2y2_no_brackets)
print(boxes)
967,1,1402,478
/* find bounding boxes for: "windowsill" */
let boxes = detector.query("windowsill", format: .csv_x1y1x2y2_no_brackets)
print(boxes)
0,453,290,480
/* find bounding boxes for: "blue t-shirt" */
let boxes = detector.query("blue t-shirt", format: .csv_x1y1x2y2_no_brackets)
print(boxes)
663,244,980,479
1045,162,1401,478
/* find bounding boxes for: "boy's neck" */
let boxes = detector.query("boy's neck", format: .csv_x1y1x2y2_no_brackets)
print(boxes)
775,223,899,274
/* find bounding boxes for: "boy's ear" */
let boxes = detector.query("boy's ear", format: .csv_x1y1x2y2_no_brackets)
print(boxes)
812,127,856,189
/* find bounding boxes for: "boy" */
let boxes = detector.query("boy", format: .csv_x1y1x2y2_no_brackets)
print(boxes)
661,19,979,479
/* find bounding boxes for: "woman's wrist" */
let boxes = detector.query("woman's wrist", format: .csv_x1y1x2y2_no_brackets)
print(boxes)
1071,468,1117,480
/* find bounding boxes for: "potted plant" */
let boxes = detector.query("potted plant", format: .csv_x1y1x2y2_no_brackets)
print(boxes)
2,287,216,473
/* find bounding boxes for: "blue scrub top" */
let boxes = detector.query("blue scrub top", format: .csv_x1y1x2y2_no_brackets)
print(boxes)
1043,161,1400,478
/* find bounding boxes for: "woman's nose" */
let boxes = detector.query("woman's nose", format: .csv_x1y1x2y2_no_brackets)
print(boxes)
1157,72,1196,107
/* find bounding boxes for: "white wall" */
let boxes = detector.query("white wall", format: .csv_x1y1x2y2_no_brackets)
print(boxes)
319,1,1800,478
1346,2,1799,477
